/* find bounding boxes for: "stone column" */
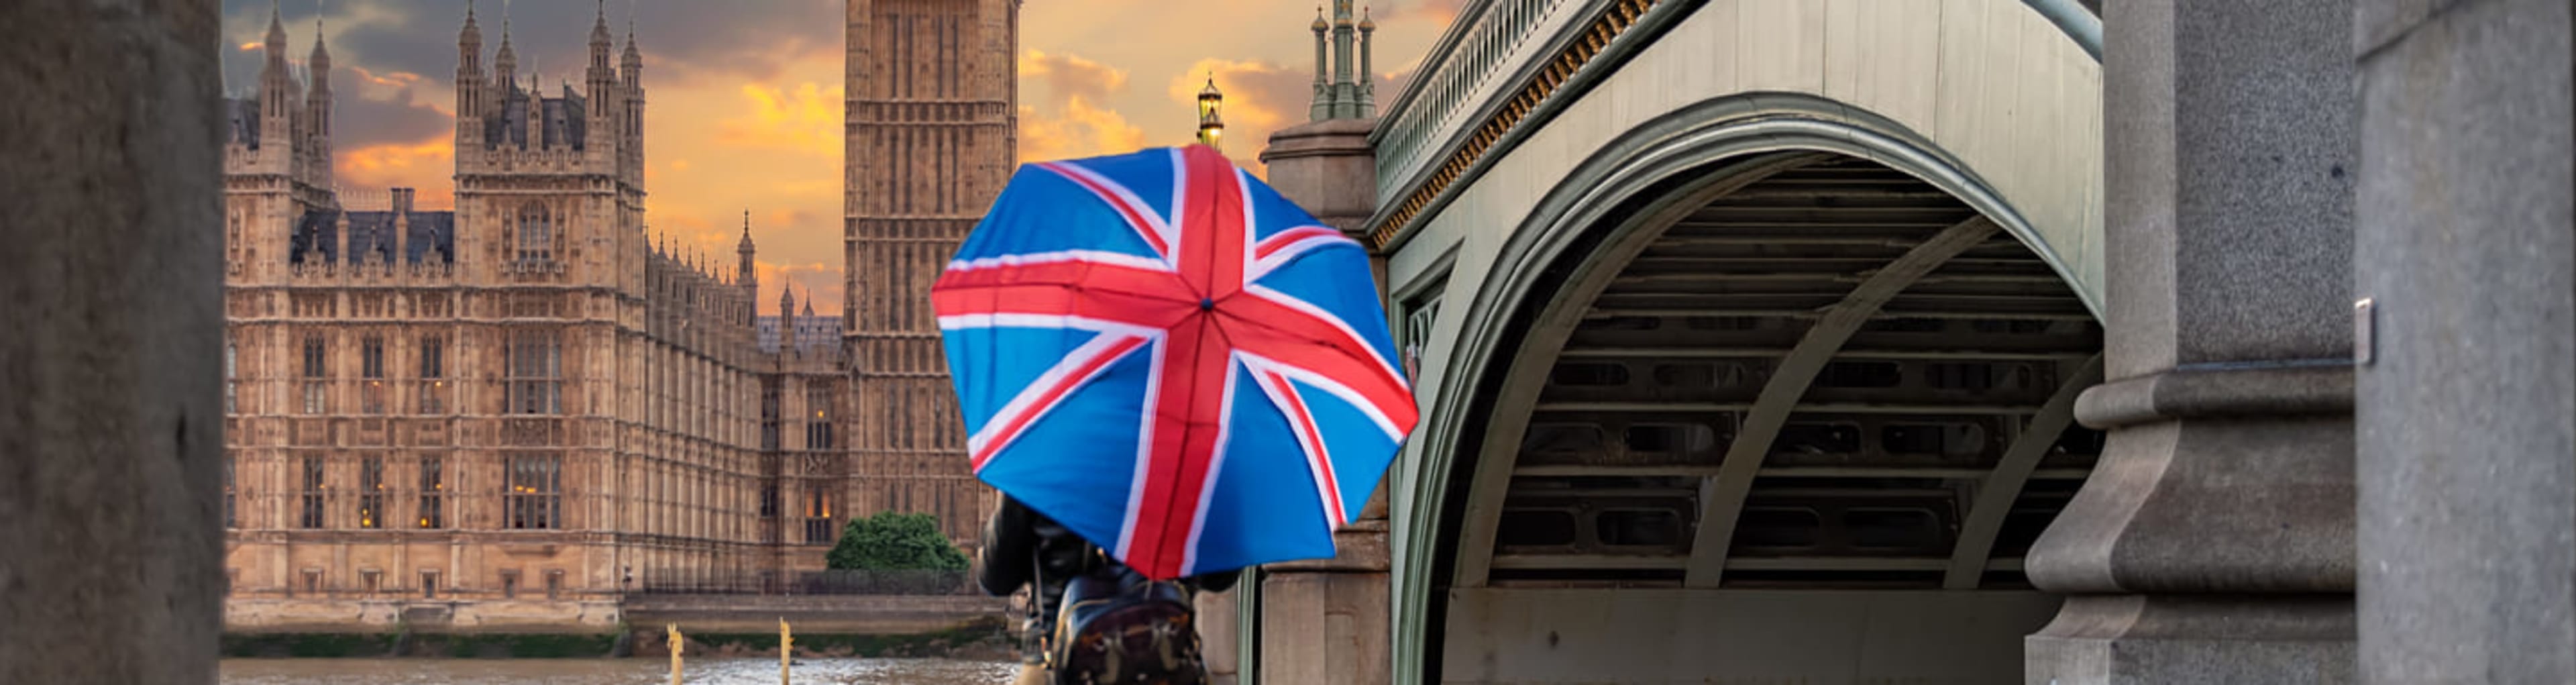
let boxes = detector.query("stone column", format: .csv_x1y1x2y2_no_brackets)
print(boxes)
0,0,225,683
2353,1,2573,682
1258,118,1381,238
2025,1,2360,682
1250,119,1393,685
1195,588,1241,684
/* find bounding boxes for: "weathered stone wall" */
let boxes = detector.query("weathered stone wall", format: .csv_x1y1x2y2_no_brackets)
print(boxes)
621,594,1008,634
0,1,226,683
2353,0,2575,682
224,598,623,633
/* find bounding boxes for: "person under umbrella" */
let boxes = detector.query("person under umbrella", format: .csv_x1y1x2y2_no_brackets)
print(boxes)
980,494,1237,684
940,145,1417,684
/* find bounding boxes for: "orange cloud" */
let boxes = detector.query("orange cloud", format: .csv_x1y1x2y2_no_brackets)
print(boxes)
1020,95,1147,162
716,82,840,158
238,42,261,52
1017,48,1150,162
1021,49,1128,103
335,136,455,208
347,65,423,90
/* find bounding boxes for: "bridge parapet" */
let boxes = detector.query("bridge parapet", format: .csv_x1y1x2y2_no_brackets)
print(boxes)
1372,0,1592,203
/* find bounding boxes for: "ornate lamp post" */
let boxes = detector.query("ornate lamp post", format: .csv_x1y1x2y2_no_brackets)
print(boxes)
1195,78,1225,151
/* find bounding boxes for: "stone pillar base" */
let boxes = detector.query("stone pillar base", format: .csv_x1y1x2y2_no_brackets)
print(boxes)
2028,596,2355,684
1254,521,1391,685
1195,587,1239,685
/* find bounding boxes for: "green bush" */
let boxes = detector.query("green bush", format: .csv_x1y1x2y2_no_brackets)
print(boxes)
826,511,970,571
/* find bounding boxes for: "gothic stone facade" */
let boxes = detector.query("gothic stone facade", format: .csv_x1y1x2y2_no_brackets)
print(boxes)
843,0,1018,543
221,8,850,633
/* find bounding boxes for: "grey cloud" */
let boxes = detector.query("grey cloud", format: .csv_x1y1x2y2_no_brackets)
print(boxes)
224,0,841,97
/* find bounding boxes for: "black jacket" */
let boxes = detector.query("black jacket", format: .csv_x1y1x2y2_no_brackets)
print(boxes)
977,496,1238,623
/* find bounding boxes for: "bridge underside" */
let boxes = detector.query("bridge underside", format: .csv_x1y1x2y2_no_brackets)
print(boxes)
1433,155,2102,684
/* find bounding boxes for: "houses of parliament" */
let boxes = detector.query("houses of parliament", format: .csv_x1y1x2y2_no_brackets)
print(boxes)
221,1,1013,630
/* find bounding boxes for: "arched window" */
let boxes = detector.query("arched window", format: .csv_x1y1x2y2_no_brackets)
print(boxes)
517,203,553,265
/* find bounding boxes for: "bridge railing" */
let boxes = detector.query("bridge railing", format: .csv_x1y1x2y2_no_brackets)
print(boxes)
630,568,975,596
1372,0,1580,203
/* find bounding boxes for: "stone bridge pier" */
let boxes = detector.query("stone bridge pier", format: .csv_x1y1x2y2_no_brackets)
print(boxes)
1,1,227,683
2024,0,2361,680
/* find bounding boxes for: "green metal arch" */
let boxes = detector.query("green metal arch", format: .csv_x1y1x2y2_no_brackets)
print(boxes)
1389,92,2093,684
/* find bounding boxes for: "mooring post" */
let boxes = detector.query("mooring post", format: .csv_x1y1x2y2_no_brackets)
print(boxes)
668,623,684,685
781,618,794,684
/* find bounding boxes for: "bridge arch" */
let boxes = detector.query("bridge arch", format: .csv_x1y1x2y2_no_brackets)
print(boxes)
1389,97,2104,683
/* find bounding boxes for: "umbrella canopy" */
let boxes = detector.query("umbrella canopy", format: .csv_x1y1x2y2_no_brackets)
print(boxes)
933,145,1418,580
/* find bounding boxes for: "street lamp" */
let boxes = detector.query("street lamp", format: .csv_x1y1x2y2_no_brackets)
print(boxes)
1196,77,1225,151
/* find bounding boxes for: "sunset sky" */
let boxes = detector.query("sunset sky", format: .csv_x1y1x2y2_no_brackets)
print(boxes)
219,0,1456,309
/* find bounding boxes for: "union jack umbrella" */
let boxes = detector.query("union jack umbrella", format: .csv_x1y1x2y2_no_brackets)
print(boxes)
934,145,1419,580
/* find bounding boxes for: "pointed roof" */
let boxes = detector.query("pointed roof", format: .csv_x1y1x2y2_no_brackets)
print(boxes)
590,0,612,44
266,1,288,46
737,210,756,252
621,4,643,64
495,0,516,64
461,1,482,44
309,12,331,79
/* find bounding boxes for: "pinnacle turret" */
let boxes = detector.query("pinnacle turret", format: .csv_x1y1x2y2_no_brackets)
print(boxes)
1309,1,1376,119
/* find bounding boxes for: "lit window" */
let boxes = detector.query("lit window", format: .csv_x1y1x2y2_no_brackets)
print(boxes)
417,456,445,529
802,485,834,545
361,337,386,414
806,385,834,450
419,335,447,414
357,456,384,529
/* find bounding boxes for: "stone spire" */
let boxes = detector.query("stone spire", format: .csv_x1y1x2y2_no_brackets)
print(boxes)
258,1,294,148
493,0,517,87
1309,1,1374,120
306,10,333,188
1356,6,1377,117
587,0,614,117
737,210,758,293
618,2,645,184
264,1,288,52
620,5,643,76
780,278,796,320
307,13,330,85
1309,6,1330,121
456,2,486,149
1330,0,1356,117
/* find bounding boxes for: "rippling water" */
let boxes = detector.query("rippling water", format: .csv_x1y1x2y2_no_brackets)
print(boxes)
219,657,1018,684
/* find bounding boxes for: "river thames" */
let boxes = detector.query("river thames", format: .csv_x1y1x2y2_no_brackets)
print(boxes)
219,657,1018,684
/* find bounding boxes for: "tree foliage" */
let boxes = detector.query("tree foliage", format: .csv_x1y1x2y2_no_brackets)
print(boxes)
826,511,971,571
